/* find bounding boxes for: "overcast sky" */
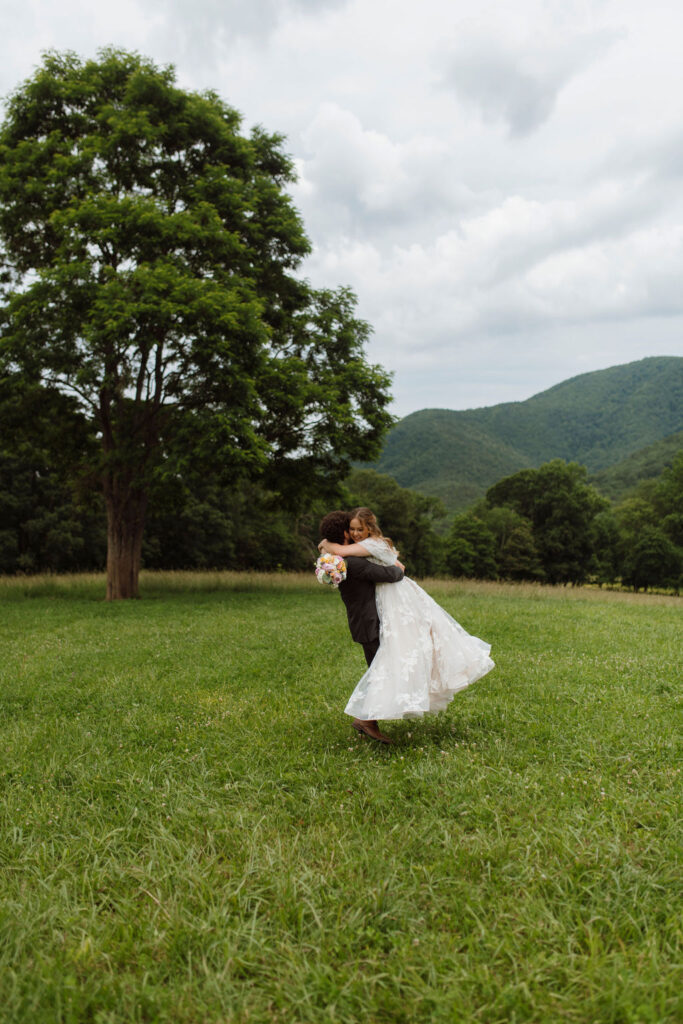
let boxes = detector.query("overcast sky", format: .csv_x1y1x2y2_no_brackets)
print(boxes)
3,0,683,415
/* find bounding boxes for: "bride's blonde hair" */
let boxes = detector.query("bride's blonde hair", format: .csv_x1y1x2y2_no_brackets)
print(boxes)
350,507,395,551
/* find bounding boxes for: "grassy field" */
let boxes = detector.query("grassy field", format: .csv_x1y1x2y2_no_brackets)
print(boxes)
0,572,680,1024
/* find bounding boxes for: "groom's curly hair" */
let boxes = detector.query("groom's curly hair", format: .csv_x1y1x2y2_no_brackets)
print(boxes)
319,510,349,545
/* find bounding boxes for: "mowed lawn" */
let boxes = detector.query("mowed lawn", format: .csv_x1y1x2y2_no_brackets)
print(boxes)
0,572,680,1024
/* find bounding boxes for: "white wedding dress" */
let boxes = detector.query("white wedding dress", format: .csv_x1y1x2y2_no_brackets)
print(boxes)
345,537,495,721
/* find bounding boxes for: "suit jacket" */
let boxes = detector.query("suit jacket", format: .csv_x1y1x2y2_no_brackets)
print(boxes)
338,555,404,644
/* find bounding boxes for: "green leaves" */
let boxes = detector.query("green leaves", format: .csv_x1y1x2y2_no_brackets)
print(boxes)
259,286,394,503
485,460,610,584
0,49,394,594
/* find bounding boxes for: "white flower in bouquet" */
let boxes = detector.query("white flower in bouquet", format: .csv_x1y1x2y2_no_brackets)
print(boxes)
314,553,347,587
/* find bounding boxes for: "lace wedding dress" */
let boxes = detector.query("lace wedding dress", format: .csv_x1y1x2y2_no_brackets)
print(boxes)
345,537,495,721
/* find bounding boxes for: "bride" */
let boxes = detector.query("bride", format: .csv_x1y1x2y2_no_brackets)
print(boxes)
319,507,495,738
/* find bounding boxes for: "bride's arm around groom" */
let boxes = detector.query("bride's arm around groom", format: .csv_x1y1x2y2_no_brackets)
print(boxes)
318,510,403,667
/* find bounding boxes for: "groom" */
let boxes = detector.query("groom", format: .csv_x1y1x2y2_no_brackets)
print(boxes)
319,510,403,744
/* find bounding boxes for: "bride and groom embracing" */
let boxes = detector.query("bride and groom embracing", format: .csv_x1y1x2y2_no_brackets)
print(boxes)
318,507,495,745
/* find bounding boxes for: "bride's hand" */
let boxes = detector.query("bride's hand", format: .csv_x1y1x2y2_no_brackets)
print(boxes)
318,538,333,553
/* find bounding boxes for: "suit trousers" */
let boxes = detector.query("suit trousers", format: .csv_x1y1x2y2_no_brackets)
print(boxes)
361,638,380,667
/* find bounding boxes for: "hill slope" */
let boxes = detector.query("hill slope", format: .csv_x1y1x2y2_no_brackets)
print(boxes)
368,357,683,511
589,428,683,502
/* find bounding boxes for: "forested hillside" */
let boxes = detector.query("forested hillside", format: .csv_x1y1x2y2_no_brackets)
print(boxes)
369,357,683,511
367,415,533,510
589,429,683,501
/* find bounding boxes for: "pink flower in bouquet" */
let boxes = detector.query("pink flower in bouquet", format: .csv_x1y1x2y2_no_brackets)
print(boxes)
314,553,347,587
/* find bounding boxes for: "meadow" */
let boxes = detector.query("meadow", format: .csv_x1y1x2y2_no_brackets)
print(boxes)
0,572,680,1024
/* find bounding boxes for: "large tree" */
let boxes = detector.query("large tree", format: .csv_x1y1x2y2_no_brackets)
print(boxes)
486,459,608,584
0,50,392,597
621,527,682,592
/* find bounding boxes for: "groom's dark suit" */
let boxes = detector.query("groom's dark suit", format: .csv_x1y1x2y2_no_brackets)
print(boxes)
338,556,404,666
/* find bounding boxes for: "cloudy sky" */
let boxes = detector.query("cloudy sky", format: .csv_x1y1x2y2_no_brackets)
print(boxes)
3,0,683,415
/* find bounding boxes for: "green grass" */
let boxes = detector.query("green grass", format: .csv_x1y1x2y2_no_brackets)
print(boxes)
0,572,681,1024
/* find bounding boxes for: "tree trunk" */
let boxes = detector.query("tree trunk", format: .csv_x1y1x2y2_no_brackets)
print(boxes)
105,487,148,600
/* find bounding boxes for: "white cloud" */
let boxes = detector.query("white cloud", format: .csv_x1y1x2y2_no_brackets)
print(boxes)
525,223,683,321
1,0,683,414
443,28,622,136
145,0,349,64
293,103,476,241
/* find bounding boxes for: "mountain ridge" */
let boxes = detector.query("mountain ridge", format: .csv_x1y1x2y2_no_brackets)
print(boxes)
366,356,683,511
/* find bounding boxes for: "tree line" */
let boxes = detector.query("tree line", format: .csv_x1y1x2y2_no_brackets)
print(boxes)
447,456,682,591
1,380,681,593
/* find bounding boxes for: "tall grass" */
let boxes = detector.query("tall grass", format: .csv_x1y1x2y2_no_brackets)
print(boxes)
1,569,676,603
0,573,680,1022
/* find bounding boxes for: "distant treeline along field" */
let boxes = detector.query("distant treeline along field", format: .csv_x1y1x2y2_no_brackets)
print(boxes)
2,357,682,593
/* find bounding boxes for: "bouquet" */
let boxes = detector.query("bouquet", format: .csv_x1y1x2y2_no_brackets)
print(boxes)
314,553,347,587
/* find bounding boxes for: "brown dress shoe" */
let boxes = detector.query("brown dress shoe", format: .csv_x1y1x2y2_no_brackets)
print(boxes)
352,719,394,744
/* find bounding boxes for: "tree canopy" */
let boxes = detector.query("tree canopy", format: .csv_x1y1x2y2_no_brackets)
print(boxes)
485,460,609,584
0,49,393,597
